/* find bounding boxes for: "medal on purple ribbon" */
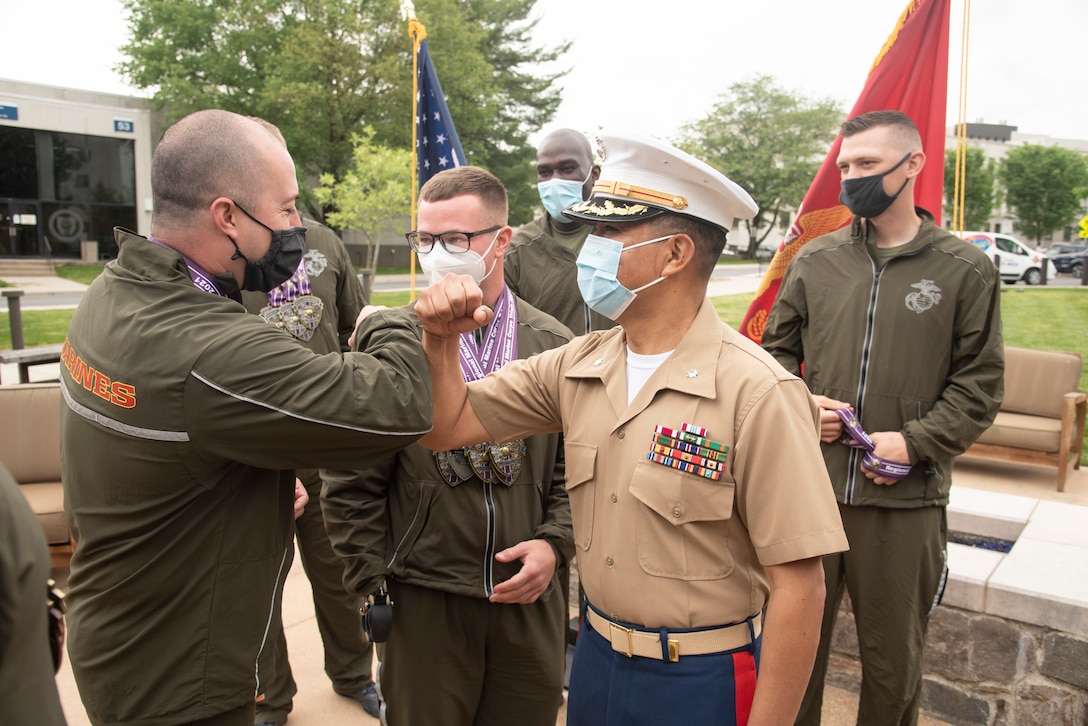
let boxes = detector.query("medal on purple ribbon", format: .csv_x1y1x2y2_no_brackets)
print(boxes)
260,304,284,329
292,295,324,342
465,443,495,483
434,449,474,484
488,439,526,486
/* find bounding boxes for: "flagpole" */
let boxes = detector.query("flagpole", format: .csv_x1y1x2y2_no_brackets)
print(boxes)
952,0,972,234
406,1,421,297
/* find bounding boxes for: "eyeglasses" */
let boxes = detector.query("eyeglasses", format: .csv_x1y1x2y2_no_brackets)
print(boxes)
405,226,502,254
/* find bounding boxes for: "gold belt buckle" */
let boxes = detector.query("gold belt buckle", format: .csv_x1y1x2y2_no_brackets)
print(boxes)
609,621,635,657
667,638,680,662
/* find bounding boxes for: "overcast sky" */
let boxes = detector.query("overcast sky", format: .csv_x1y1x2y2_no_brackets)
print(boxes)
5,0,1086,145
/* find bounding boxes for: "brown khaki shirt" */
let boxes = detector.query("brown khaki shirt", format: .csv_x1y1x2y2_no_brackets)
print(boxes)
468,299,847,629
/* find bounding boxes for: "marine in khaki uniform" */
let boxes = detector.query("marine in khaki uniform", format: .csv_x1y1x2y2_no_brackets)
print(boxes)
413,131,849,726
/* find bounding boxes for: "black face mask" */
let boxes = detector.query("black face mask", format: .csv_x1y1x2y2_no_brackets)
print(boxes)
839,152,912,219
228,202,307,292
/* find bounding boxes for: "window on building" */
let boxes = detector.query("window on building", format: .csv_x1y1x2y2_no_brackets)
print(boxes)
0,126,136,258
0,127,38,199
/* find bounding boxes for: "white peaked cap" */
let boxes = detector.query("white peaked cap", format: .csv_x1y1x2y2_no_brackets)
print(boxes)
563,130,758,233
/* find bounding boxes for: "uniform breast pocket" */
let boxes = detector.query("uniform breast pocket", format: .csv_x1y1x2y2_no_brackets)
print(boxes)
563,441,597,551
629,460,736,580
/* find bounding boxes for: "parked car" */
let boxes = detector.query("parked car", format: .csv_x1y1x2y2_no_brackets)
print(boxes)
1046,243,1087,278
956,231,1058,285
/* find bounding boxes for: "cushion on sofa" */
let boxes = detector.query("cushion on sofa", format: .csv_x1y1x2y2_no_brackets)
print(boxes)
975,411,1061,453
0,382,62,484
1001,347,1082,419
17,481,68,544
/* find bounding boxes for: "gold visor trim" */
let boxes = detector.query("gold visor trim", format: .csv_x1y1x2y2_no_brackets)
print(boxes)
593,179,689,210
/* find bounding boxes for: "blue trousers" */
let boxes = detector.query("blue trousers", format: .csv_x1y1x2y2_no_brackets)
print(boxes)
567,606,762,726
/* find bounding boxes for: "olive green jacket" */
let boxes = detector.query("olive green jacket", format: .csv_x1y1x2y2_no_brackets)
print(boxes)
504,214,616,335
322,298,575,600
762,211,1004,508
0,464,66,725
60,229,431,724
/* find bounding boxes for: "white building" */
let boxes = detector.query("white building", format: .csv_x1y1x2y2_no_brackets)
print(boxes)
946,122,1088,248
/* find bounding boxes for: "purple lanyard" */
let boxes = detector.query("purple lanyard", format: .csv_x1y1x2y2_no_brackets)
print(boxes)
149,236,224,296
458,286,517,381
267,258,312,307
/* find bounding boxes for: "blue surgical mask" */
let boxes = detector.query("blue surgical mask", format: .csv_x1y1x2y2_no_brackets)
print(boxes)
538,168,592,222
576,233,670,320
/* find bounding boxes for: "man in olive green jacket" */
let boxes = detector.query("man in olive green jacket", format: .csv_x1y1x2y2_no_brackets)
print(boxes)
505,128,614,336
762,110,1004,726
61,110,431,726
323,166,574,726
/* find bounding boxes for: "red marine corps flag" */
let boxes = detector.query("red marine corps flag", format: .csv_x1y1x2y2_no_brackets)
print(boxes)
740,0,951,343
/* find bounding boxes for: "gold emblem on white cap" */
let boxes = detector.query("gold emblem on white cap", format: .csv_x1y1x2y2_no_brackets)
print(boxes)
569,199,650,217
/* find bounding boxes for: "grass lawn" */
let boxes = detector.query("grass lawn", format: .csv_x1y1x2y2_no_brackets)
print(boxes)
712,287,1088,464
3,284,1086,462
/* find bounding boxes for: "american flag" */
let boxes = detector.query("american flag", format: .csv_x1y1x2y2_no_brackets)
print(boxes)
415,35,465,188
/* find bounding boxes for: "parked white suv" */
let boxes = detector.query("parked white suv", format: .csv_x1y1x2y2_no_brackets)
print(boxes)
956,231,1057,285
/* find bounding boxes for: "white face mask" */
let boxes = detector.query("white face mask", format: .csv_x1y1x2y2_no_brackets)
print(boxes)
418,229,501,285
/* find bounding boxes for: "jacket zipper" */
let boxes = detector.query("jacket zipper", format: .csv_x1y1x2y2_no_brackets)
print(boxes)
845,243,931,503
847,256,882,503
388,494,425,569
483,482,497,597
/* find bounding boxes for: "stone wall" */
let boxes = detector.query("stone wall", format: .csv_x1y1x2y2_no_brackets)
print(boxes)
828,595,1088,725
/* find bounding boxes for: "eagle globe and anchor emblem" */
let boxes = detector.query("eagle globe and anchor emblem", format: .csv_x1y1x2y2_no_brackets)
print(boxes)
905,279,942,314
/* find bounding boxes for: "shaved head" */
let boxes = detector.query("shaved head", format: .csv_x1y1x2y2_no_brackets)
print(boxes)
151,110,286,230
538,128,593,166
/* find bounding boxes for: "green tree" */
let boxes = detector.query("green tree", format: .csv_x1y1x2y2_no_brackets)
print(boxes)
944,147,996,230
999,144,1088,244
313,128,412,274
675,74,842,257
118,0,565,222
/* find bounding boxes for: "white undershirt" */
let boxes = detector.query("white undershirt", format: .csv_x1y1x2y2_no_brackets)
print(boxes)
626,347,675,405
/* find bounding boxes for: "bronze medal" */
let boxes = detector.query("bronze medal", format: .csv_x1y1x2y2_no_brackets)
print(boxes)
293,295,324,342
278,300,307,340
434,449,473,485
464,443,495,483
260,305,285,330
489,439,525,486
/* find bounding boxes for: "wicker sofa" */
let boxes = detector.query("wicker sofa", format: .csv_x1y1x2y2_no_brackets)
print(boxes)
962,346,1086,491
0,382,73,566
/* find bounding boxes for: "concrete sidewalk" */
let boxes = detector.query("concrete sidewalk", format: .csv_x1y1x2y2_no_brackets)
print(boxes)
0,275,89,294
